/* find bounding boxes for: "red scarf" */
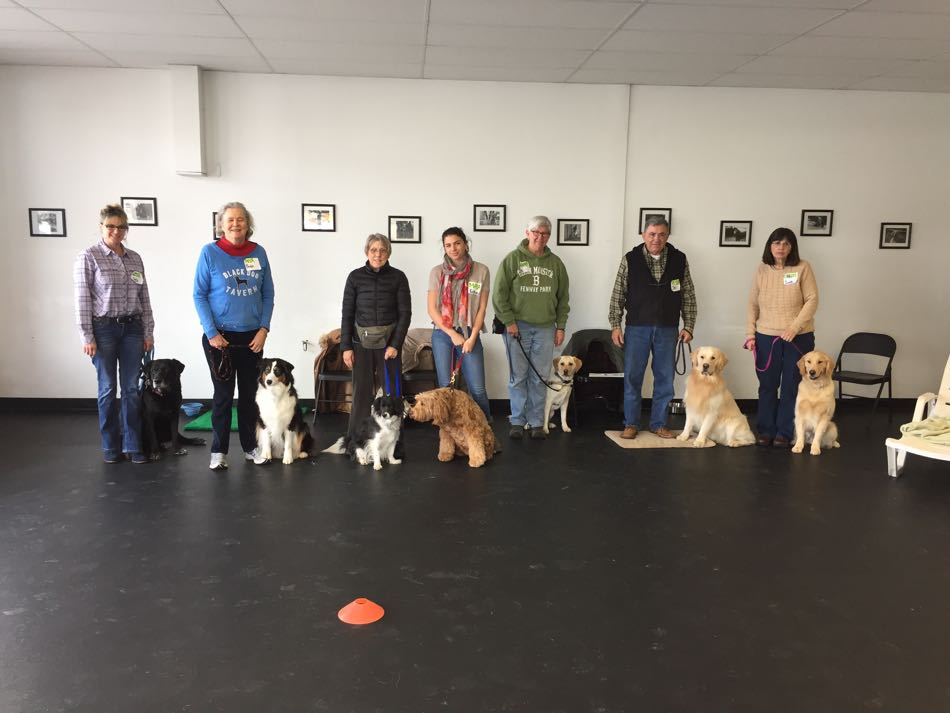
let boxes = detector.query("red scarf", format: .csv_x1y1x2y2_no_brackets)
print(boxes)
440,257,473,330
215,238,257,257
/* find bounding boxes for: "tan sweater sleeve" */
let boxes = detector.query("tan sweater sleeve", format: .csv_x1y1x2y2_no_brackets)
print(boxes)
788,261,819,335
745,267,761,338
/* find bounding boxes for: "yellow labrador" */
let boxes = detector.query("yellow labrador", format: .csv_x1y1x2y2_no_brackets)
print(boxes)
543,356,583,434
792,350,841,455
676,346,755,448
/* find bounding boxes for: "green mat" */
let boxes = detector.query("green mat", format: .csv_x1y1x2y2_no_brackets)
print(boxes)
184,406,310,431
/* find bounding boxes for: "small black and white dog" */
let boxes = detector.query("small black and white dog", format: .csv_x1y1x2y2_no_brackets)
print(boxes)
141,358,206,460
254,358,313,465
325,395,406,471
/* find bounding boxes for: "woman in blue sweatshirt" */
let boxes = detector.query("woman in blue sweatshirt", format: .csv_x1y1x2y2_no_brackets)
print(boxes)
194,202,275,471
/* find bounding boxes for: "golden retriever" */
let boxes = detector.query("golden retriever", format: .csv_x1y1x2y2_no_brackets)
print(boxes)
408,388,497,468
792,350,840,455
543,355,583,434
676,346,756,448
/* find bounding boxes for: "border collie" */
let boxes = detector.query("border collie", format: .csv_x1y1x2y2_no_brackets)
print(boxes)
325,395,406,471
254,358,313,465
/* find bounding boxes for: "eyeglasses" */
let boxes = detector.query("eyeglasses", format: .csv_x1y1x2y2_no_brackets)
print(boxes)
530,230,551,239
102,224,129,233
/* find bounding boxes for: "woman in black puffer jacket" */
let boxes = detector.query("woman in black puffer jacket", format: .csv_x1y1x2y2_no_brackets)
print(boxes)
341,233,412,438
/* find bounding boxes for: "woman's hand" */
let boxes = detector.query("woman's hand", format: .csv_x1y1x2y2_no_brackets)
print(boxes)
83,340,97,357
449,330,465,348
780,329,797,342
342,349,354,368
743,337,756,351
384,346,399,360
209,334,229,350
462,336,476,354
506,323,520,339
249,328,268,353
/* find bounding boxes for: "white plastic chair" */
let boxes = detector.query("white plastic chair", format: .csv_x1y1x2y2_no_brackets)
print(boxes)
885,354,950,477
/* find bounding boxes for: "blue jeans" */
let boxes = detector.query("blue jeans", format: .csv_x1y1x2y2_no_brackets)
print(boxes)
623,325,678,431
431,328,491,417
91,318,144,455
504,322,555,429
754,331,815,439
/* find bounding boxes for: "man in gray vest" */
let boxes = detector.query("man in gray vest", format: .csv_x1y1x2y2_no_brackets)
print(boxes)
608,217,696,439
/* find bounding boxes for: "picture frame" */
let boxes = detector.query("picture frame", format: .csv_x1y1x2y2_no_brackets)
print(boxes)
121,197,158,226
639,207,672,234
879,222,912,250
473,204,506,232
212,211,219,240
389,215,422,244
719,220,752,248
800,209,833,237
29,208,66,237
302,203,336,232
557,218,589,246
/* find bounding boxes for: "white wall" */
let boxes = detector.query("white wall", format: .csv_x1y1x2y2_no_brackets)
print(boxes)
0,67,946,401
626,85,950,398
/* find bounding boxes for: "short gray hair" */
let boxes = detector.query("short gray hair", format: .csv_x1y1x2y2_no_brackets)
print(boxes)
526,215,552,232
642,216,670,232
365,233,391,254
215,202,255,239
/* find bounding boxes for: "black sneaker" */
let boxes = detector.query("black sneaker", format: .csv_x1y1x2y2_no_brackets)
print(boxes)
509,426,524,440
529,427,547,440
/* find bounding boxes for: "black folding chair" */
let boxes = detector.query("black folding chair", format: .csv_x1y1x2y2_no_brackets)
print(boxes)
832,332,896,426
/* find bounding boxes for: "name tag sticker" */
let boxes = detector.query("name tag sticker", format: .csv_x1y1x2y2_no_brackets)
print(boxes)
670,279,681,293
244,257,261,271
784,272,799,285
130,271,144,285
467,280,482,294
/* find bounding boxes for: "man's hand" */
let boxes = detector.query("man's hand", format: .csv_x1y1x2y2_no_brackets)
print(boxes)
611,328,623,347
343,349,354,368
554,328,565,347
679,329,693,344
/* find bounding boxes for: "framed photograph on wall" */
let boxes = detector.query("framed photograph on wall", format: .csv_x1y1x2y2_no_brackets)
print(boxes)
879,222,911,250
639,207,672,233
29,208,66,237
121,197,158,226
719,220,752,247
389,215,422,244
212,211,219,240
800,209,833,236
557,219,589,246
473,204,506,232
302,203,336,232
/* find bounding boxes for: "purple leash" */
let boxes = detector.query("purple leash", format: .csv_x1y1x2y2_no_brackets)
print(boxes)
752,336,806,372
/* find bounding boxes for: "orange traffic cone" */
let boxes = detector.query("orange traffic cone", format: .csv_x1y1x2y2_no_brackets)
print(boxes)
338,597,385,625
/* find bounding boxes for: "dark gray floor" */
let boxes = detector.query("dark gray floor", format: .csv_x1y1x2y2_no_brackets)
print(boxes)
1,403,949,713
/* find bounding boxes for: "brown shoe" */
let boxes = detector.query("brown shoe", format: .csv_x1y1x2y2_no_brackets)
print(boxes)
756,434,773,447
773,436,791,448
620,426,638,440
651,426,674,439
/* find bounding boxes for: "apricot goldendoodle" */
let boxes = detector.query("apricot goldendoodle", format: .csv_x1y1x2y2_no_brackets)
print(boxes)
408,388,498,468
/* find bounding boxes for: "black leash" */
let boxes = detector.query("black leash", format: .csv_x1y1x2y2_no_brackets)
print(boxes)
137,347,154,393
509,333,563,393
674,337,692,376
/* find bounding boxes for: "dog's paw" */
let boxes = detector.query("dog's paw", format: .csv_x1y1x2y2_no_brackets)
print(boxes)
562,425,571,433
174,448,188,456
389,457,402,465
437,452,453,462
282,455,294,465
373,462,383,471
676,432,690,442
694,437,707,447
791,442,804,454
298,452,309,459
809,446,821,456
149,452,162,461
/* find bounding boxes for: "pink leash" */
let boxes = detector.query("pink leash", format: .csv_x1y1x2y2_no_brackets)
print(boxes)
752,336,806,372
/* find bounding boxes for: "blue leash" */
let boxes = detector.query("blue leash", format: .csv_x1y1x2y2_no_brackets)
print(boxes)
384,357,402,397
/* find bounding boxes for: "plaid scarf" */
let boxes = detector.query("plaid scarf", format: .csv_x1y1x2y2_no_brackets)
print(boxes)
440,256,472,331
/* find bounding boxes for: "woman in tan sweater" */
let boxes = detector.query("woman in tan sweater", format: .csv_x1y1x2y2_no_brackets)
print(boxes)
744,227,819,448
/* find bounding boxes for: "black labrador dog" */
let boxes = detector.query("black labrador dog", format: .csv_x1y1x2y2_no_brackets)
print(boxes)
141,358,206,460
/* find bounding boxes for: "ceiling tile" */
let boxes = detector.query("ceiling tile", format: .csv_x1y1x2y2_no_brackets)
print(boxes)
74,33,258,55
0,46,115,65
426,45,588,69
268,56,422,77
624,4,843,34
104,51,271,71
32,9,243,36
0,7,58,31
602,29,791,54
735,55,914,77
857,0,950,13
658,0,858,6
584,50,751,73
709,73,851,89
568,67,722,84
255,38,422,62
20,0,222,10
881,60,950,79
430,0,638,29
0,29,87,49
221,0,427,23
813,11,950,39
424,64,573,82
427,24,609,50
849,75,950,91
236,16,423,45
769,35,950,60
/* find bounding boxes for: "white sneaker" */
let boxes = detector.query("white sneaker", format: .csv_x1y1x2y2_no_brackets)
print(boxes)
244,448,261,462
209,452,228,470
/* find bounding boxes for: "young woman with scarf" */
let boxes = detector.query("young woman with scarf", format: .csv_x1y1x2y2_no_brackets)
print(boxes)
426,227,492,419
